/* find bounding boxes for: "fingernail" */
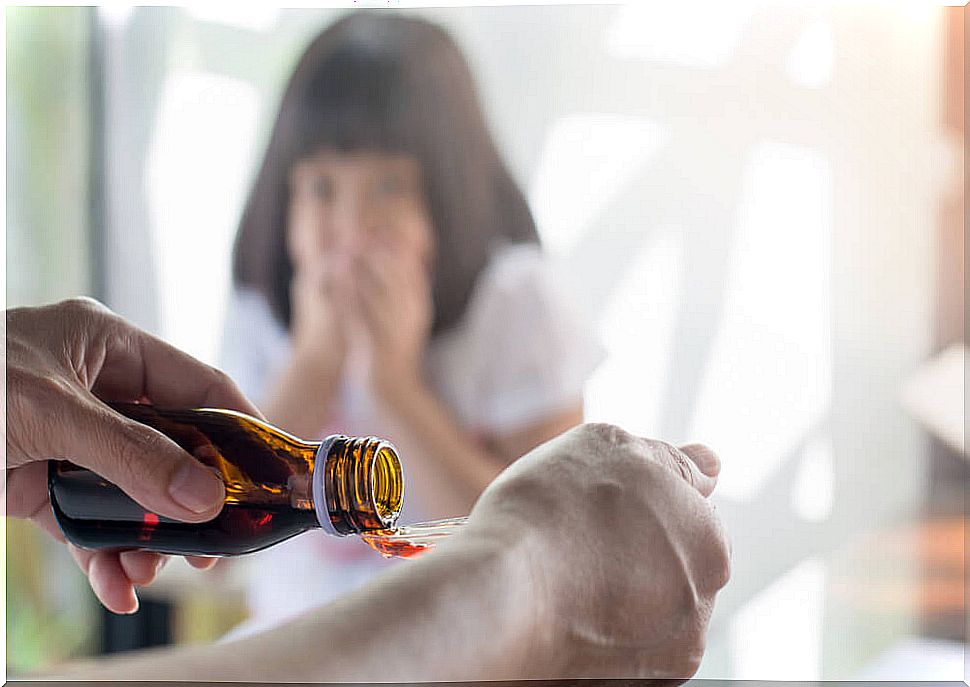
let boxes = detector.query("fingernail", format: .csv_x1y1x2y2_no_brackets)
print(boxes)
169,463,224,514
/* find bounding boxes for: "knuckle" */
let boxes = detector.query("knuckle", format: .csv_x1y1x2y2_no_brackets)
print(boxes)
58,298,113,351
575,422,634,448
33,373,76,402
207,365,235,392
123,426,177,485
61,296,106,318
659,443,695,487
100,421,168,490
202,365,245,406
103,433,142,486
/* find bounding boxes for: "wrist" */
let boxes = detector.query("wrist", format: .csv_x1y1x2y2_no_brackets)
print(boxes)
375,530,544,681
264,528,543,682
456,525,553,679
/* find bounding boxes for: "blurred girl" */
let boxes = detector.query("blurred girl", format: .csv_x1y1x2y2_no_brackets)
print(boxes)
221,11,602,629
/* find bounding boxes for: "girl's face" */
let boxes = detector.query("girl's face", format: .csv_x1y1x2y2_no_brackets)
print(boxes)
287,150,434,274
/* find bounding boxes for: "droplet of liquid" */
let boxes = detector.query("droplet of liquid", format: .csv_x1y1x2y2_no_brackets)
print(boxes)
360,517,468,559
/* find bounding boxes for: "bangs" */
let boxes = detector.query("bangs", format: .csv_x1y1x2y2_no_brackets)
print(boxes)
290,106,416,159
283,42,420,160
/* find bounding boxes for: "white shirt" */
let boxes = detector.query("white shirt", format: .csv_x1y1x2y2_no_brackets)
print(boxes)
219,243,604,631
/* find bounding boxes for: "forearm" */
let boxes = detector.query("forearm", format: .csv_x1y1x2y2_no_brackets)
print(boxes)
273,532,538,681
45,532,538,682
263,356,340,438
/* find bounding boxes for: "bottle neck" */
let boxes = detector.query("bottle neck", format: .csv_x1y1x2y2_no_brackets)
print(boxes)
310,435,404,536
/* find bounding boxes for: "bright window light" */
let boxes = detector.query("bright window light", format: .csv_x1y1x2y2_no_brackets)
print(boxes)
529,113,665,254
791,435,835,522
98,5,133,29
606,2,755,67
730,557,827,679
688,140,833,502
146,70,259,366
585,228,684,437
786,20,835,89
188,6,280,32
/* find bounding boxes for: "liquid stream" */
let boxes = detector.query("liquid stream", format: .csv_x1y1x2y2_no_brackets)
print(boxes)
360,516,468,558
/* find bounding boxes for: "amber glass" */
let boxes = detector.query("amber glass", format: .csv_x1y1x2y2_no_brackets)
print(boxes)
48,403,404,556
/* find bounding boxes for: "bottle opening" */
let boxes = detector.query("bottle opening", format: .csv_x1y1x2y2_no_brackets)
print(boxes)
373,446,404,523
315,435,404,536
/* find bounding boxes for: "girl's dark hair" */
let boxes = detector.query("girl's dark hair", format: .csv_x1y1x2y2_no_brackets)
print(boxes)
233,11,540,335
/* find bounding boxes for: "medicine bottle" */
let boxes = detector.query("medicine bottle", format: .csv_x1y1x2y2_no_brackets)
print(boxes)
48,403,404,556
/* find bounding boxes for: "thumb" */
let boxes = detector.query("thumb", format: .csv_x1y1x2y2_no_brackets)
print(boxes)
655,443,719,498
677,443,720,497
52,396,225,522
680,443,721,479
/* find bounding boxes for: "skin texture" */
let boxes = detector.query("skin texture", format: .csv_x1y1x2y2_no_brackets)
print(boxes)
44,424,729,682
4,298,261,614
265,150,583,517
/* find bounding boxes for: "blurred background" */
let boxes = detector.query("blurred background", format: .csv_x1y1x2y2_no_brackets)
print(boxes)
6,2,966,680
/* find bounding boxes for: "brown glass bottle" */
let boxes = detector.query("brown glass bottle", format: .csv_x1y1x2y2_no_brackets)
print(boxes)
48,403,404,556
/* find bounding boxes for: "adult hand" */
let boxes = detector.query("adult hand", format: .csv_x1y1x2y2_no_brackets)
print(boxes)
38,422,727,683
5,298,262,614
353,247,433,396
464,423,730,680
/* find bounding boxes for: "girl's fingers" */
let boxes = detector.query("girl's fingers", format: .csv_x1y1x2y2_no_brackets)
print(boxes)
354,274,386,336
355,260,390,313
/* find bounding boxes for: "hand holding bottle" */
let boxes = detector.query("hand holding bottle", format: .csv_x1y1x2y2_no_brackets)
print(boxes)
5,298,261,614
40,422,728,682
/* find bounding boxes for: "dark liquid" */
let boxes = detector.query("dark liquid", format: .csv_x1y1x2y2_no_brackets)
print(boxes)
49,404,320,556
50,470,317,555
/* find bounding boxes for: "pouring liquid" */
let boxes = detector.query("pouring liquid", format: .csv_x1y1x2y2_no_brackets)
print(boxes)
360,517,468,558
